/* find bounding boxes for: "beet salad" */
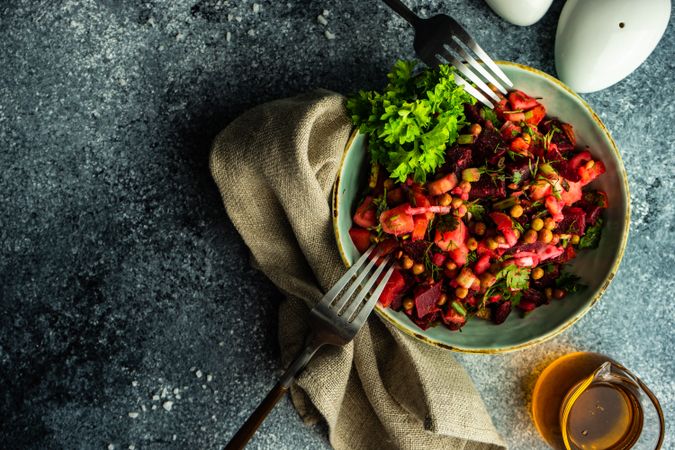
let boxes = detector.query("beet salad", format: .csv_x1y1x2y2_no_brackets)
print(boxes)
346,61,607,331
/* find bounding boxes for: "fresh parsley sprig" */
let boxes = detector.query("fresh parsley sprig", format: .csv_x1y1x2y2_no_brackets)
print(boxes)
347,60,476,183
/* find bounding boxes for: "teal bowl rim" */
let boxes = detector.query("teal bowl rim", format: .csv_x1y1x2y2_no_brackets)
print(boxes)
332,61,631,354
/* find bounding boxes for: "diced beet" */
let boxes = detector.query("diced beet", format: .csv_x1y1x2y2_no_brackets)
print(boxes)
494,98,509,120
412,310,440,330
378,269,407,308
387,188,404,204
552,245,577,264
587,190,609,208
553,159,581,182
444,145,473,175
557,207,586,235
532,265,560,290
463,103,482,125
490,301,512,325
414,282,442,319
374,238,399,257
577,191,608,225
469,175,506,199
517,300,537,312
522,288,546,306
586,206,603,225
546,143,566,162
464,295,478,308
506,159,532,184
402,240,432,261
540,119,575,155
472,127,505,162
441,308,466,330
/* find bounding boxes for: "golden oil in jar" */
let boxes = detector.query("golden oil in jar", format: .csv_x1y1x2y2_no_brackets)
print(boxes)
532,352,645,450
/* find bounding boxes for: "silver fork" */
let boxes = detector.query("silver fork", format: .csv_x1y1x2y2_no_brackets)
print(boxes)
382,0,513,108
225,246,394,450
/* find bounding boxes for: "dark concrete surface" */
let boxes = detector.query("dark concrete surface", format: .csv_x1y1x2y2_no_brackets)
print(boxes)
0,1,673,449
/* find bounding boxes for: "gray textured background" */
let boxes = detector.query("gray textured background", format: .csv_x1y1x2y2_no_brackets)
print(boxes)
1,1,673,449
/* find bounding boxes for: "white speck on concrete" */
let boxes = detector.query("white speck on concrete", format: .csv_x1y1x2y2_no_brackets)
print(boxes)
206,374,213,382
131,380,138,387
163,401,174,411
252,3,260,13
152,394,160,401
317,15,328,26
247,29,255,37
325,30,336,40
323,9,330,16
128,412,139,419
226,32,231,42
108,445,114,450
195,370,203,378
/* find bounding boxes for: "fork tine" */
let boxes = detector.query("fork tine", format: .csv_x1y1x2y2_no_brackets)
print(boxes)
425,55,482,104
318,246,375,307
332,250,381,313
453,72,495,109
446,38,508,95
437,49,500,104
342,257,393,322
446,17,513,88
350,265,395,325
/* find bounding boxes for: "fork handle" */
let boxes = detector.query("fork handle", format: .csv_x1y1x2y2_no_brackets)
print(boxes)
382,0,422,26
224,339,323,450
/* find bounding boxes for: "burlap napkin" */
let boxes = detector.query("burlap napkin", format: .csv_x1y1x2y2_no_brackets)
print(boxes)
210,89,507,450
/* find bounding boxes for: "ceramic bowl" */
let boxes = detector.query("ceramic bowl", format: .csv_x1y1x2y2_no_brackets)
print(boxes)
333,61,630,353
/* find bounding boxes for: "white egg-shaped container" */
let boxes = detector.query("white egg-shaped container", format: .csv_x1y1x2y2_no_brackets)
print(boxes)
555,0,670,93
485,0,553,26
